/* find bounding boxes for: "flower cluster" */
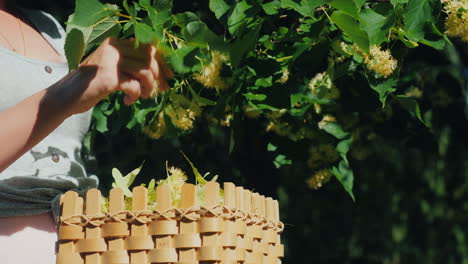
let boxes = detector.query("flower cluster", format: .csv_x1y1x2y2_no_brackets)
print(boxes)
308,72,340,114
318,114,337,129
351,44,397,78
265,109,289,136
278,68,290,84
363,46,398,78
157,166,188,206
306,169,333,190
194,51,230,91
143,112,166,139
444,0,468,42
167,94,202,131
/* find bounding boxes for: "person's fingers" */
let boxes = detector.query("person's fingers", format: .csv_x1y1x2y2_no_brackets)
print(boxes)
118,74,142,105
114,39,153,61
142,46,171,95
120,59,154,99
105,38,173,98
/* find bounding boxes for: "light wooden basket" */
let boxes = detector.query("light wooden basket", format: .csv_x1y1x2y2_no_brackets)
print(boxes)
56,182,284,264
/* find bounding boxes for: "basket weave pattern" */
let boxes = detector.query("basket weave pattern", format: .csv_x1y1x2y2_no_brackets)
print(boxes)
57,182,284,264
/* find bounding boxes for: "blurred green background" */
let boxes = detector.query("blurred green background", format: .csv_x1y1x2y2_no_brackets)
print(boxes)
24,0,468,263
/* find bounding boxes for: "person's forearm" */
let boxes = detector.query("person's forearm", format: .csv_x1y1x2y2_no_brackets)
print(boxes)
0,70,84,172
0,37,171,172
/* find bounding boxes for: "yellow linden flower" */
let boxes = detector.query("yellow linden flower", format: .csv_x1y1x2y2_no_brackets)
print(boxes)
143,112,166,139
194,51,230,91
167,94,202,131
318,114,337,129
353,45,397,78
306,169,333,190
365,46,398,78
340,41,353,55
157,166,188,207
444,0,468,42
278,68,290,84
219,113,233,127
265,109,290,136
308,72,340,113
265,121,290,137
405,86,423,98
243,105,262,119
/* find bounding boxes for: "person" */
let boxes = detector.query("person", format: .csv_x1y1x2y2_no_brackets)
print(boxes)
0,1,171,263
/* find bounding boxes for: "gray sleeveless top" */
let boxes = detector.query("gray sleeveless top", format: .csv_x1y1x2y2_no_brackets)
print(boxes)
0,9,98,219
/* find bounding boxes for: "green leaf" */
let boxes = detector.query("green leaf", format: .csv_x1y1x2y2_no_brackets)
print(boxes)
353,0,366,8
228,0,252,36
263,0,281,15
111,168,132,197
396,95,426,125
210,0,232,19
321,122,349,139
123,0,136,17
167,46,197,74
230,23,262,67
255,76,273,87
64,28,86,70
369,78,397,106
174,12,200,25
336,137,353,165
418,22,447,50
184,21,222,47
135,22,157,44
281,0,300,10
70,0,112,27
295,0,325,17
139,0,152,8
228,0,254,36
92,105,108,133
136,107,158,124
243,93,268,101
181,152,207,185
65,2,120,69
281,0,325,17
391,0,408,4
404,0,431,39
123,163,144,187
397,28,420,48
249,101,280,111
148,178,156,190
111,162,144,197
153,0,173,10
84,15,121,53
331,160,355,201
359,8,395,45
145,6,171,29
267,143,278,152
273,154,292,168
329,0,359,17
331,11,369,52
403,0,444,48
187,84,217,106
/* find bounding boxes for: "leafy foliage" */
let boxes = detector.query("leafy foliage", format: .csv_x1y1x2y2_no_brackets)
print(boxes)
66,0,454,199
58,0,468,262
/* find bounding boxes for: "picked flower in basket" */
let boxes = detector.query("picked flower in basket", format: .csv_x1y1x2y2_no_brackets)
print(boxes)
56,163,284,264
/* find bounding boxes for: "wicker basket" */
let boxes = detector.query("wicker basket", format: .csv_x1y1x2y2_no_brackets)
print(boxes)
56,182,284,264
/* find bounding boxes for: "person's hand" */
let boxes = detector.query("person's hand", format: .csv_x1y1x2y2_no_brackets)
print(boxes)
62,37,172,115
